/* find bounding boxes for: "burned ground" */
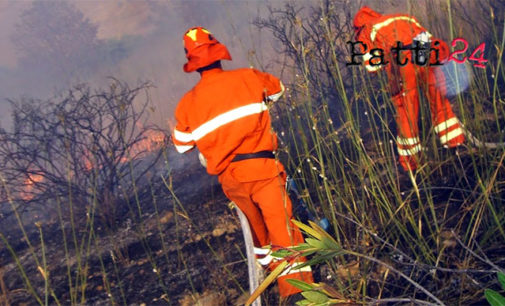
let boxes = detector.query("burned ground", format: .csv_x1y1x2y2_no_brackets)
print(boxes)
0,157,255,305
1,131,505,306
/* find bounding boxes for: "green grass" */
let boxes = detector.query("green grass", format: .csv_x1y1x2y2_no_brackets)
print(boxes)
258,1,505,304
1,1,505,305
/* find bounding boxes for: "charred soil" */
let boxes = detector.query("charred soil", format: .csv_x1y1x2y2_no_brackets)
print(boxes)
0,163,255,305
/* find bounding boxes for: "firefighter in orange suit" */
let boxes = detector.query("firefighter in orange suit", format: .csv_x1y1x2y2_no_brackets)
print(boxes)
171,27,313,297
353,6,465,171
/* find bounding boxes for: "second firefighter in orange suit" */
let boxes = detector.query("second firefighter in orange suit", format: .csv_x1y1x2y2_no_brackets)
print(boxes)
172,27,313,297
353,6,465,171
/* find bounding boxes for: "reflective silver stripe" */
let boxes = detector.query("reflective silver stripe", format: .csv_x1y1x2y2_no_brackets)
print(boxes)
362,53,382,71
439,127,464,144
397,136,420,146
173,128,194,143
397,144,422,156
370,16,423,41
365,64,382,72
257,255,273,266
174,144,194,153
278,263,312,277
254,246,272,266
192,102,268,141
267,82,285,102
434,117,459,134
253,247,271,255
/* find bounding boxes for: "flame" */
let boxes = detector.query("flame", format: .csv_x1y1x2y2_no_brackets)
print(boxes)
82,129,165,169
19,130,165,200
120,129,165,162
21,173,44,201
83,149,94,171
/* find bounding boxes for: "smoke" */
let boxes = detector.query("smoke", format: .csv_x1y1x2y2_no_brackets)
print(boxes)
75,1,157,40
76,0,281,129
0,2,28,69
0,0,279,130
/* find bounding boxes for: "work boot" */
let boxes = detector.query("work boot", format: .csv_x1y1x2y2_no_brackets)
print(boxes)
446,140,472,155
395,163,413,191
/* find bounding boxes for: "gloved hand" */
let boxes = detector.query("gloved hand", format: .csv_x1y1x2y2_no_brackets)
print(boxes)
198,152,207,168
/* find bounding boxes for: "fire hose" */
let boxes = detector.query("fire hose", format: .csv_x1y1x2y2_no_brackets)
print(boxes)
463,126,505,149
233,203,263,306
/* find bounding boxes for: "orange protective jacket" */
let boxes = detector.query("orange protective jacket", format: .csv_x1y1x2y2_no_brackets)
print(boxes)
172,67,284,175
355,10,430,72
354,7,465,171
173,67,314,297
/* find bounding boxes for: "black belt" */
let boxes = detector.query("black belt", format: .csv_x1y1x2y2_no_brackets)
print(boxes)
231,150,275,162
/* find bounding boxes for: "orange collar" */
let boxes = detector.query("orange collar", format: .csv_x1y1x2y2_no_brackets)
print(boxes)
200,67,224,78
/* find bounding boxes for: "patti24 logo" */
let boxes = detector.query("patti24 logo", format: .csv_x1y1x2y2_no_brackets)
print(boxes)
346,38,488,68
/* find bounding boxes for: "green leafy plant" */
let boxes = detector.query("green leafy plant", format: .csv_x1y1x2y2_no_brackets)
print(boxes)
485,272,505,306
1,1,505,304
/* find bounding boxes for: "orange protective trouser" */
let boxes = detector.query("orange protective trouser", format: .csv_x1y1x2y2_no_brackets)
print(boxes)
218,160,313,297
388,61,465,171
